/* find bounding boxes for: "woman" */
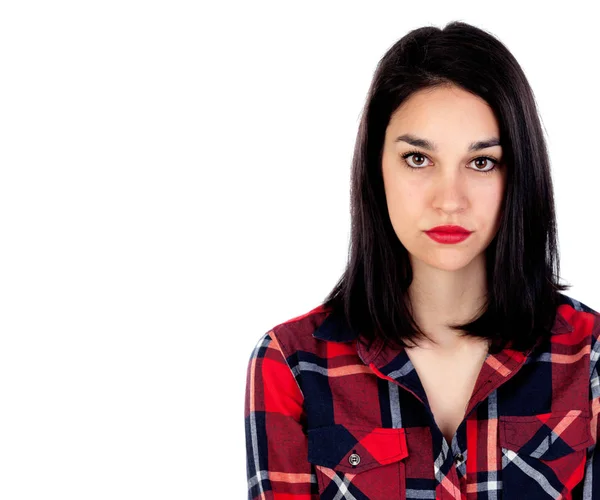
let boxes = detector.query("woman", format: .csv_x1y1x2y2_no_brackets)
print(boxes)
245,21,600,499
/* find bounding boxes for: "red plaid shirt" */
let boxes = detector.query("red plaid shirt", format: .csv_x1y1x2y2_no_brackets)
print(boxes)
245,293,600,499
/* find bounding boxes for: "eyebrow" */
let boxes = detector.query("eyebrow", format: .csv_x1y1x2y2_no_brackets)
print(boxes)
394,133,502,152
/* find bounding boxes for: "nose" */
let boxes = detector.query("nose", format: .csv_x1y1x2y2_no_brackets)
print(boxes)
432,168,467,214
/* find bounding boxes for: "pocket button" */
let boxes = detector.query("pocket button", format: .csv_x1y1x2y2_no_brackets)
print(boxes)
348,453,361,466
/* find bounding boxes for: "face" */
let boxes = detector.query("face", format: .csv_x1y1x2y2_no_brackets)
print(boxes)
381,84,507,273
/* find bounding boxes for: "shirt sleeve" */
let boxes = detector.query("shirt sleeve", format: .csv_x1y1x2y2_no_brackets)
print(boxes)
244,330,318,499
582,313,600,498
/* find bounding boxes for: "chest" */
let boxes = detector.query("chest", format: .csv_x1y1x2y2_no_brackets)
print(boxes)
301,337,594,500
405,343,490,444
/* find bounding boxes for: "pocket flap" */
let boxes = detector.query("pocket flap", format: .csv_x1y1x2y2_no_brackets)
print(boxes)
307,424,408,473
499,410,594,460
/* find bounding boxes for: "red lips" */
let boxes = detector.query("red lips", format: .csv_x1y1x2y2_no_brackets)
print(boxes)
426,225,471,234
424,225,473,244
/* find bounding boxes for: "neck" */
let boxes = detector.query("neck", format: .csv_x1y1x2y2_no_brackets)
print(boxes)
407,254,488,350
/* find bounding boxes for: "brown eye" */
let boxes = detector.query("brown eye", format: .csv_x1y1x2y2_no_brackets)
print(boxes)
474,158,489,169
470,157,499,173
401,152,432,169
411,154,426,166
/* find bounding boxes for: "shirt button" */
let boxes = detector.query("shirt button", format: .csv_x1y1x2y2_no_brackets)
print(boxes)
348,453,361,466
454,453,464,464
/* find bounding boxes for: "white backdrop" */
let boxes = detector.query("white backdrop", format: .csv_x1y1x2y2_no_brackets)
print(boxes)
0,1,597,498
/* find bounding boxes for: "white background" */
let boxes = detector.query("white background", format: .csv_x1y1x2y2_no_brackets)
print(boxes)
0,1,597,498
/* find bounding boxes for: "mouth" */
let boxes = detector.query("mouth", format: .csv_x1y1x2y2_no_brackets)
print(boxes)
424,226,472,244
425,225,472,234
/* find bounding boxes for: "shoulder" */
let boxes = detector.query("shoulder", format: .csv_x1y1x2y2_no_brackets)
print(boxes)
554,292,600,379
555,292,599,334
264,304,333,360
557,292,599,317
248,304,335,364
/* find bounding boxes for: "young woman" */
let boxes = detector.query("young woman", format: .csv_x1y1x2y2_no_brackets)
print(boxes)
245,21,599,499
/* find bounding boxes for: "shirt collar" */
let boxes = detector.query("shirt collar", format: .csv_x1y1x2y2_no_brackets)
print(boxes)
313,302,574,365
312,301,574,412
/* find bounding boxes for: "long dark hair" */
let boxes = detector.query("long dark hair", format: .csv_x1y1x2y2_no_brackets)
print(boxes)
321,21,571,355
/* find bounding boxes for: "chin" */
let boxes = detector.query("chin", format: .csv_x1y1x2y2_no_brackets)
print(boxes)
412,251,479,272
429,260,474,272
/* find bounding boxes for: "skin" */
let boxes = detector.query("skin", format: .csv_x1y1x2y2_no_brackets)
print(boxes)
381,84,508,442
381,84,507,353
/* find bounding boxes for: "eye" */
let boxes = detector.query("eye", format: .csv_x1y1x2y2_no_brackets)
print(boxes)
401,151,432,168
400,150,501,175
470,157,498,173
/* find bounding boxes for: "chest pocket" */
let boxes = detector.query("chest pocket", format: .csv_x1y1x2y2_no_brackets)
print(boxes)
307,424,409,499
499,410,594,499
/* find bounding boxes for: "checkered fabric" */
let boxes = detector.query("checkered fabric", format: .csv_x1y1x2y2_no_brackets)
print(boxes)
245,292,600,499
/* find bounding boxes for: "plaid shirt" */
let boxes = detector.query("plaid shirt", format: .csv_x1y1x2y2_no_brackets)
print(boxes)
245,293,600,499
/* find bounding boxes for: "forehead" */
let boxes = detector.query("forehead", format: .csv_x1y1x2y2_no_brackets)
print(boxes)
387,85,500,142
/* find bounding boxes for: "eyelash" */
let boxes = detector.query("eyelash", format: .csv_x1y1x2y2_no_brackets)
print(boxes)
400,149,501,175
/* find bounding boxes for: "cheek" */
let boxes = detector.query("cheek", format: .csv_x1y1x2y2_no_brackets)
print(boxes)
480,182,505,213
474,184,505,229
384,184,421,231
382,169,424,228
383,161,415,201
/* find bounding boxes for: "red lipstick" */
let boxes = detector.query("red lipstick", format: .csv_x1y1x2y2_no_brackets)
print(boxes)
425,225,472,244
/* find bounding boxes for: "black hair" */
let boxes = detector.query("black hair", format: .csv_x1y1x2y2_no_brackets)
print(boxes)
321,21,571,355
